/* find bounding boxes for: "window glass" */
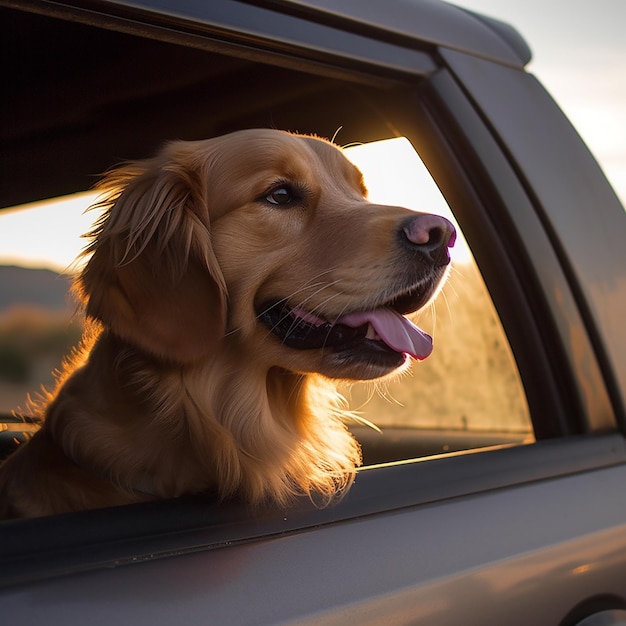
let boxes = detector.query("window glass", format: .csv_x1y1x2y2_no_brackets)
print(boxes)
0,137,533,464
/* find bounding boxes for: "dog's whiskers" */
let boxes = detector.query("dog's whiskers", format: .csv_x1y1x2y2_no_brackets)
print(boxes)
271,282,345,344
254,268,339,320
219,272,344,341
319,298,354,349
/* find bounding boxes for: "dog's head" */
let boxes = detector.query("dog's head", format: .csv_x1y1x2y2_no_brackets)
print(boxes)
79,129,455,380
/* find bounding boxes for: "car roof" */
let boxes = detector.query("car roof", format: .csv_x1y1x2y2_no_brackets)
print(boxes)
234,0,531,67
1,0,530,209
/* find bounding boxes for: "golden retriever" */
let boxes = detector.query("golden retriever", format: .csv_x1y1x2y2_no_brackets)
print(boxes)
0,129,455,519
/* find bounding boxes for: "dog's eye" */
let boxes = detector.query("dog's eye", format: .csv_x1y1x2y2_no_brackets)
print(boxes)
265,185,294,206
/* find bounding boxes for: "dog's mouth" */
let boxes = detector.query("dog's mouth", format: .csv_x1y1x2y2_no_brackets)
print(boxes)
258,288,434,362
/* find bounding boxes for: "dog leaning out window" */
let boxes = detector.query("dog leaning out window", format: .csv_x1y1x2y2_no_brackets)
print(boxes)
0,129,455,519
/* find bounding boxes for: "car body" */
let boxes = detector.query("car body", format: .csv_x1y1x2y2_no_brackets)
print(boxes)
0,1,625,624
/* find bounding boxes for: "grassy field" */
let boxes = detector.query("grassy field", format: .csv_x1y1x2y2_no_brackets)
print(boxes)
339,266,531,434
0,307,82,415
0,265,531,436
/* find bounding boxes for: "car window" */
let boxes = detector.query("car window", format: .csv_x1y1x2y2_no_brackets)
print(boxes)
342,138,533,462
0,196,94,418
0,137,533,467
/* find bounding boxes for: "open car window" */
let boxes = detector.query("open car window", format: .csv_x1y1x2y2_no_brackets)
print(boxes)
343,138,532,463
0,137,533,468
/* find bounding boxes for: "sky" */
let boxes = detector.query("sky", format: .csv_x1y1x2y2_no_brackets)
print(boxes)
451,0,626,205
0,0,624,272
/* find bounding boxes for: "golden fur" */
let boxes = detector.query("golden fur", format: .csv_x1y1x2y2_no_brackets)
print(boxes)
0,129,453,519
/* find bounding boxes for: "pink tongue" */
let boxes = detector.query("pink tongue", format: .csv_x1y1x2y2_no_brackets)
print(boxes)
338,308,433,360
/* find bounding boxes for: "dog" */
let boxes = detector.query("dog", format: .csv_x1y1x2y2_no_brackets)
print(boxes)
0,129,455,519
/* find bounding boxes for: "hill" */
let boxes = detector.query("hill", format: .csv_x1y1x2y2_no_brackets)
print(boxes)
0,265,75,313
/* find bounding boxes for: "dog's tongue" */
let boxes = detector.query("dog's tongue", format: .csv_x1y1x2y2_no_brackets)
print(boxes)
338,308,433,360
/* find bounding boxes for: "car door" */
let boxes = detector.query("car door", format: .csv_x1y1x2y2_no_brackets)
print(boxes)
0,1,625,624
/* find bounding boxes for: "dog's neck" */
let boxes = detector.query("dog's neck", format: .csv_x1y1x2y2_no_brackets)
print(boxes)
44,330,359,507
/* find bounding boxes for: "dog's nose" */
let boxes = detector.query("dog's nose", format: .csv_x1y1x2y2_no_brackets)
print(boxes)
401,213,456,267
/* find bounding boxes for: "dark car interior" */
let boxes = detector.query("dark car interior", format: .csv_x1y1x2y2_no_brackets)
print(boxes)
2,6,413,210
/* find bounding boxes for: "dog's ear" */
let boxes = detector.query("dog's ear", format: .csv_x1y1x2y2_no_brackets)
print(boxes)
77,146,227,363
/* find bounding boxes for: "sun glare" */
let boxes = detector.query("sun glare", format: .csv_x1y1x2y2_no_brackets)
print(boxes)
0,192,100,273
344,138,471,263
0,138,471,273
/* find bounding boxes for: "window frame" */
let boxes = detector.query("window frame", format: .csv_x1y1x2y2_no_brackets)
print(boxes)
401,71,612,438
439,47,626,433
2,434,625,587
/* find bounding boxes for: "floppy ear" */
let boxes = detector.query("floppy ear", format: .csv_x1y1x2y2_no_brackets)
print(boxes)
77,146,227,364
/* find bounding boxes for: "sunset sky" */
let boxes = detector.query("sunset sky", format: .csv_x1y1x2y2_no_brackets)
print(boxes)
453,0,626,205
0,0,624,273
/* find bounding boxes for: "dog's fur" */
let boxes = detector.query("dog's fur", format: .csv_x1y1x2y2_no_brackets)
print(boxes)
0,129,453,519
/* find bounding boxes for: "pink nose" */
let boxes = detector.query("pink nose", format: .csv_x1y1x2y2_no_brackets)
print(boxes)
401,213,456,266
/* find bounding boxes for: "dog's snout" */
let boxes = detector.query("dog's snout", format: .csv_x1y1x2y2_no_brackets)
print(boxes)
400,214,456,266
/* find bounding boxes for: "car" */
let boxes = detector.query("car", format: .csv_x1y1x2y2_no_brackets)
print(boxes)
0,0,625,624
